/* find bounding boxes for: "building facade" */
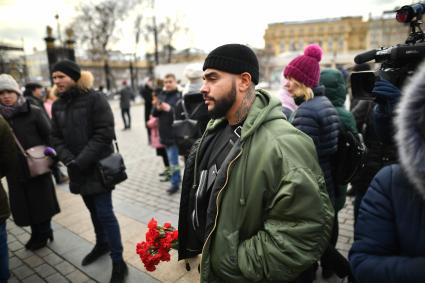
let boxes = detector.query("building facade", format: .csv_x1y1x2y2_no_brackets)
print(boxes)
264,17,368,56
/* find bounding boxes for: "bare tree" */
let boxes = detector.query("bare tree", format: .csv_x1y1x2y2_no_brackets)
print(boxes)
135,0,185,65
159,16,183,63
72,0,140,89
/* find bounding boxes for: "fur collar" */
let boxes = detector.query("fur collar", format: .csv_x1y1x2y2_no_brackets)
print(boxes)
395,62,425,199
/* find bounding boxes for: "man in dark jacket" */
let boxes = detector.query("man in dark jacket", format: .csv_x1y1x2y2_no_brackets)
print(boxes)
0,115,17,283
349,61,425,283
50,60,127,283
119,80,134,130
152,73,181,194
178,44,334,283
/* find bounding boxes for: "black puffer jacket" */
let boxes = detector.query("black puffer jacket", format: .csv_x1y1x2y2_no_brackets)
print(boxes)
51,72,115,195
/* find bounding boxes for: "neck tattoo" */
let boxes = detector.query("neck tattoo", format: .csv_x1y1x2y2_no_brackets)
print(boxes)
233,89,255,125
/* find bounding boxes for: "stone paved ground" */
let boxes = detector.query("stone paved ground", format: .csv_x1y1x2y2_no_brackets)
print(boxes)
4,100,355,283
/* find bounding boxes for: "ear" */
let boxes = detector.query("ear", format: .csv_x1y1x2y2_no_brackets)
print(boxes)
238,72,252,92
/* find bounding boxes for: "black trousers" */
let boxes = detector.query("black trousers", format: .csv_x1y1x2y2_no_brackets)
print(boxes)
121,108,131,129
30,219,51,239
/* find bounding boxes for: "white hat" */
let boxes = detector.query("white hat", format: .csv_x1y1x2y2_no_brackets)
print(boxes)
0,74,21,95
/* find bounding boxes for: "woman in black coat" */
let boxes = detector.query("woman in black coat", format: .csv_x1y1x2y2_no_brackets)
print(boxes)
0,74,60,251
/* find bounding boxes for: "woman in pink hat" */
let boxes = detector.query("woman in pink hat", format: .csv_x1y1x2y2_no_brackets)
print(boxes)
284,44,352,281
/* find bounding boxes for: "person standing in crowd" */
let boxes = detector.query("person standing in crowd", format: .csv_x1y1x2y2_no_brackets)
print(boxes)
0,115,17,283
140,77,154,143
152,73,181,194
284,45,351,280
174,63,209,158
0,74,60,251
149,89,171,182
26,83,68,185
320,68,358,212
349,61,425,283
350,64,398,222
178,43,333,283
23,82,49,118
50,60,127,283
119,80,134,130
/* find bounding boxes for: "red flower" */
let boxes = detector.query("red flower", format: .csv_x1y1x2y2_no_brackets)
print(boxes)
163,222,171,229
136,218,178,272
148,218,157,229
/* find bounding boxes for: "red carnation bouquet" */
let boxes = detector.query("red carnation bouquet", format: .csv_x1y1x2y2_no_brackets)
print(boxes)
136,218,178,272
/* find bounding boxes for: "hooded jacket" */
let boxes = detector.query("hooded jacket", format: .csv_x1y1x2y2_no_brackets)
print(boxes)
349,62,425,283
50,71,115,195
320,69,357,133
178,89,334,282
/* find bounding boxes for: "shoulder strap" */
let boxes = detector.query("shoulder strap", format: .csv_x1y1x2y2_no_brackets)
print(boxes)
9,129,28,157
181,99,190,120
113,137,120,153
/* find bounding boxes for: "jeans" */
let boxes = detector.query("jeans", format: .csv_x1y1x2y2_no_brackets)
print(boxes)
165,145,181,187
0,222,9,283
121,108,131,129
82,192,123,263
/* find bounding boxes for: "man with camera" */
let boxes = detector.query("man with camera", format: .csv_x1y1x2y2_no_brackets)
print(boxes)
349,59,425,283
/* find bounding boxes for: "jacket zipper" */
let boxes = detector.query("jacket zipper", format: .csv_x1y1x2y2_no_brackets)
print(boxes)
199,148,243,277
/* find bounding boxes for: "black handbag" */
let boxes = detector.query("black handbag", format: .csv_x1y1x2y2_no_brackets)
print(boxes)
98,139,127,188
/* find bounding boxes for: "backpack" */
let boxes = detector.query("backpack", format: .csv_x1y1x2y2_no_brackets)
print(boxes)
331,124,367,186
172,99,202,156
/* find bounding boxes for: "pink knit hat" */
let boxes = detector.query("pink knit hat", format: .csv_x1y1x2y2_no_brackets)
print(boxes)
284,44,323,88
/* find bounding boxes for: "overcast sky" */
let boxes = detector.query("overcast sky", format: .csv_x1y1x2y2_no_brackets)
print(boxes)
0,0,412,55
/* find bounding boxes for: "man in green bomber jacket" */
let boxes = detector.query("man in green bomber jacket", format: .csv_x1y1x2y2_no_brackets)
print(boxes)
0,114,17,283
177,44,334,283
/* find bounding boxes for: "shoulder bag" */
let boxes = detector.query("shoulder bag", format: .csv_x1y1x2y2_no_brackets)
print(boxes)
97,138,127,188
11,132,53,178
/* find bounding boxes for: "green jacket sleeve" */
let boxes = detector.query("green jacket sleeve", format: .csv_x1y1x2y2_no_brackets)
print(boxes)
237,167,334,282
0,116,16,222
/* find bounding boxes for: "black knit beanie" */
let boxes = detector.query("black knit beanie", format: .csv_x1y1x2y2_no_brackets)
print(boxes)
203,44,259,85
52,59,81,82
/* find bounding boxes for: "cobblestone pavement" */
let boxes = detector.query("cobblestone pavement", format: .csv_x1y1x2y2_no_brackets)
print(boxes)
4,100,355,283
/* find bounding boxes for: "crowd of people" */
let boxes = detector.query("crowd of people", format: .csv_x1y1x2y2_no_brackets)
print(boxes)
0,41,424,283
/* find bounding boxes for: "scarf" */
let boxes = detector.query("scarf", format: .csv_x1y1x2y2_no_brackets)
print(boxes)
0,95,26,119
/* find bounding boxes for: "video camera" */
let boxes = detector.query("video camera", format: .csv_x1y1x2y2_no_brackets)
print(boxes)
351,2,425,99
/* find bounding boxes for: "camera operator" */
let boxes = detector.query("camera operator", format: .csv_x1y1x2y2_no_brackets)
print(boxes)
350,73,399,222
349,59,425,283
